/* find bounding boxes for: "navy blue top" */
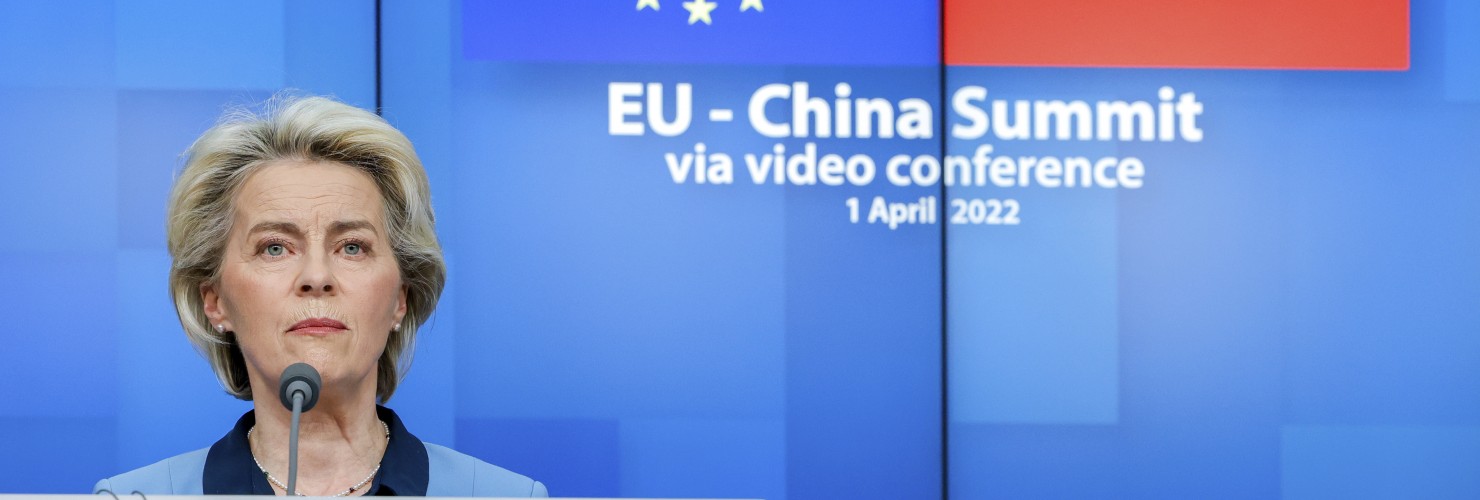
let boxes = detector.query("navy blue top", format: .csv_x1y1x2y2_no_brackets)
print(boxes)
203,406,429,496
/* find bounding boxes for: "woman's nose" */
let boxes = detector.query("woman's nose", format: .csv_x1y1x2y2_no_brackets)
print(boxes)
299,282,334,293
295,252,337,295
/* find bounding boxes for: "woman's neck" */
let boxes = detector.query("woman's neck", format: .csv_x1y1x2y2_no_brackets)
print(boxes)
248,388,387,496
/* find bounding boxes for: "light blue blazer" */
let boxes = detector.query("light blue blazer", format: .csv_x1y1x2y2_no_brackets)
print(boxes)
93,443,548,497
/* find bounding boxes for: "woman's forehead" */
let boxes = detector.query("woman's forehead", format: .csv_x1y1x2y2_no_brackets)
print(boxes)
234,161,386,231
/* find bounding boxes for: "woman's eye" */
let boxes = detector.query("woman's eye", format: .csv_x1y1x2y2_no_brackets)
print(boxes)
265,244,286,257
344,243,362,255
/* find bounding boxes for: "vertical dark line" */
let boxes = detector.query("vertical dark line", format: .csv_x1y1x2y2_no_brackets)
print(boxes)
374,0,383,115
938,0,949,499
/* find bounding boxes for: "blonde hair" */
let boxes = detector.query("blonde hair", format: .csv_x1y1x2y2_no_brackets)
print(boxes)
167,95,444,403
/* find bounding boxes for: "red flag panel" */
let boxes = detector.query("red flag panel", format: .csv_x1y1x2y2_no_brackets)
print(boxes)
945,0,1409,70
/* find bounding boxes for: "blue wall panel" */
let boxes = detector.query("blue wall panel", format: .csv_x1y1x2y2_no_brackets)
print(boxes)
946,2,1480,498
0,0,373,493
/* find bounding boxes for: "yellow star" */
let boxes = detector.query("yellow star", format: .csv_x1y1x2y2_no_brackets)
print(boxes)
740,0,763,12
636,0,659,11
683,0,716,25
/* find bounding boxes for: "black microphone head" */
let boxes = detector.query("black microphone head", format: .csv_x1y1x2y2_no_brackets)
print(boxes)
278,362,321,412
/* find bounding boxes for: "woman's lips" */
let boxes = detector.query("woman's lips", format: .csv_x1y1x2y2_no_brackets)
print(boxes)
288,317,348,336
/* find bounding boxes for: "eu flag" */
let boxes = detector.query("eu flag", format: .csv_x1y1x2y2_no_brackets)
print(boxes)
461,0,939,66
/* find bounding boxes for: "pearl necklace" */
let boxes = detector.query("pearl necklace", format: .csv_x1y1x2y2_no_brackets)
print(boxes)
247,420,390,496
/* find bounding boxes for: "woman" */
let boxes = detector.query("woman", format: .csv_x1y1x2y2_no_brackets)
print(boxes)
94,96,547,497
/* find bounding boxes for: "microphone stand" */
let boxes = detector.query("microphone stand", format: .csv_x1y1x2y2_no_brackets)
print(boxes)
279,363,322,496
288,392,304,495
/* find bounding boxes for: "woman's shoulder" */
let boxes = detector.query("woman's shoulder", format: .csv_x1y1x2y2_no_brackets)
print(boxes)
92,448,209,495
91,440,547,497
423,442,548,498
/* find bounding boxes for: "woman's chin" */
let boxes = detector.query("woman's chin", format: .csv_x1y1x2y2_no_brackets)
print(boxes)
299,345,336,364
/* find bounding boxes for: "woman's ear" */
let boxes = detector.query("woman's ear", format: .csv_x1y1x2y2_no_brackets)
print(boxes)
394,284,409,326
200,281,229,329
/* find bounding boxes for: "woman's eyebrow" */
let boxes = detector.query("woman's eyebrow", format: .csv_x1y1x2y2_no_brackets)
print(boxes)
248,221,302,237
246,220,376,239
328,219,377,237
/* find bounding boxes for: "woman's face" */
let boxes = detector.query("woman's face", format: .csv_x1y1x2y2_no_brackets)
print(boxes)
202,160,406,401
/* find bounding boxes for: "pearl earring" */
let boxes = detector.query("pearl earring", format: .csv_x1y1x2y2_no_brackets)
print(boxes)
215,324,225,333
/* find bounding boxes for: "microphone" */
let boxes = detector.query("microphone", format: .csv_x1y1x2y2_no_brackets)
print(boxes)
278,363,321,496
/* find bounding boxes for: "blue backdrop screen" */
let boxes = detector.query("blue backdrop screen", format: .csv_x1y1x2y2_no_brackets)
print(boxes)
2,1,1477,499
380,2,942,498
